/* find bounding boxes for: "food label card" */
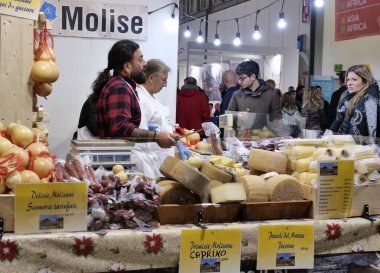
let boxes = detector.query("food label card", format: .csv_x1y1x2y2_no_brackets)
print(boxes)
179,229,241,273
15,182,87,234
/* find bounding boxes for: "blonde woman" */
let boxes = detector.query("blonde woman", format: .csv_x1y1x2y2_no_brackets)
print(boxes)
301,86,325,130
338,65,379,141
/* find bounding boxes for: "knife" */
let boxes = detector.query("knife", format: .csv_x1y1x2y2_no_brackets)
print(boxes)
173,128,204,141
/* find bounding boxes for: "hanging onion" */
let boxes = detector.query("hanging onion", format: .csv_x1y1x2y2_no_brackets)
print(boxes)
31,60,53,82
34,81,52,97
0,136,13,155
2,146,30,167
5,171,21,189
11,124,33,148
26,142,49,157
21,170,40,184
29,156,54,179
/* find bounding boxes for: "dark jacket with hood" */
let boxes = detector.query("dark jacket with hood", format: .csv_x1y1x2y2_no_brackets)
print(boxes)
176,84,211,134
340,81,380,143
227,79,281,129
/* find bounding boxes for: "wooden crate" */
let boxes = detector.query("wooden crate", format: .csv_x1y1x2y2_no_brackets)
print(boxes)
302,183,380,218
242,200,312,221
156,203,242,225
0,194,15,232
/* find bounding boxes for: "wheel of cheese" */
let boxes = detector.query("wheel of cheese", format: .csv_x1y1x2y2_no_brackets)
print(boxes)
239,175,270,202
157,180,200,204
159,156,210,202
210,183,247,203
266,174,303,201
201,162,233,183
248,149,287,174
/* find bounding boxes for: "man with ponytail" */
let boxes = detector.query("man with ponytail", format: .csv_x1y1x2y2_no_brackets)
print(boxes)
95,40,176,148
331,65,379,143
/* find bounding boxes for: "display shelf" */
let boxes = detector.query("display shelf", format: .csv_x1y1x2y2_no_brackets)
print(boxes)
1,217,380,272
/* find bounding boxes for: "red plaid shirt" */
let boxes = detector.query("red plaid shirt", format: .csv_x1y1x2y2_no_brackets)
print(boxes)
96,75,141,138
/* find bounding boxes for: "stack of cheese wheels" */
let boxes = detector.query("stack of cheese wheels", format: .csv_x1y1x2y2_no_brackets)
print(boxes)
157,180,200,204
159,156,210,202
248,149,288,174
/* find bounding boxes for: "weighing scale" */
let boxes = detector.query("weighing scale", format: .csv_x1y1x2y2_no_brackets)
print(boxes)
69,139,136,168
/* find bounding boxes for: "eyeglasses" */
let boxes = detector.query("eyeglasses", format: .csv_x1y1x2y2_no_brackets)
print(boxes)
238,75,249,82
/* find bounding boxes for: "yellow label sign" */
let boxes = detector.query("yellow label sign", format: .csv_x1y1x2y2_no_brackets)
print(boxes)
0,0,41,20
179,229,242,273
15,182,87,234
316,160,354,219
257,225,314,270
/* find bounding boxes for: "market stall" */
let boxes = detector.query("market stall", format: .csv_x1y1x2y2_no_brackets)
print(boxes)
1,217,380,273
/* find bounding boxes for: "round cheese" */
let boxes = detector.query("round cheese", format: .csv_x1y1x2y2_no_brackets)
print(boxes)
248,149,288,174
239,175,270,202
157,180,200,204
266,174,303,201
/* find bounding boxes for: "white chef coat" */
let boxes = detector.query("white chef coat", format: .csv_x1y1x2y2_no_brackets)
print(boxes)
132,84,175,178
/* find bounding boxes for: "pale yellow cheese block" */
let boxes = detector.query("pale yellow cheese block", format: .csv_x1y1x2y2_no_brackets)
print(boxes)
210,183,247,203
157,180,200,204
201,162,233,183
210,155,235,167
160,156,210,202
266,174,303,201
291,145,315,159
248,149,287,174
209,180,224,188
239,175,270,202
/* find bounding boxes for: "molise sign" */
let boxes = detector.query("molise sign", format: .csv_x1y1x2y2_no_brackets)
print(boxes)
41,0,147,40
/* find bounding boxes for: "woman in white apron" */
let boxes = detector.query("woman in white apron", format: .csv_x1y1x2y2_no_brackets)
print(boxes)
132,59,176,178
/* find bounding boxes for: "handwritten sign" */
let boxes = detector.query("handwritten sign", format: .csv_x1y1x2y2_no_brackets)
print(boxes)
257,225,314,270
15,182,87,234
316,160,354,219
335,0,380,41
179,229,241,273
0,0,41,20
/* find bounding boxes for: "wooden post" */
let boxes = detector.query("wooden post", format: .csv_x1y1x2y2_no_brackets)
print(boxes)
0,15,34,127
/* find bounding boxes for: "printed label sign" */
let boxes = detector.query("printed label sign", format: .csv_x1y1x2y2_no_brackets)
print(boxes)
335,0,380,41
15,182,87,234
0,0,41,20
257,225,314,270
316,160,354,219
179,229,242,273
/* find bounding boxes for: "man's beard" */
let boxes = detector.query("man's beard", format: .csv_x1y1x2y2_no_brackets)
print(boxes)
131,70,146,84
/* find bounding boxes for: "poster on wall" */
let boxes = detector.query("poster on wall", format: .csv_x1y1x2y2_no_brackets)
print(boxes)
0,0,41,20
310,75,334,102
39,0,147,40
335,0,380,41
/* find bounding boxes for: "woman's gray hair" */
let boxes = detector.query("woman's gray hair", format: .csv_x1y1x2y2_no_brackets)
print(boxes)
145,59,171,77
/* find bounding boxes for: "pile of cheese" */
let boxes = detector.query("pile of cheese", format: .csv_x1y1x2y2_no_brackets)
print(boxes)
158,150,304,204
279,136,380,185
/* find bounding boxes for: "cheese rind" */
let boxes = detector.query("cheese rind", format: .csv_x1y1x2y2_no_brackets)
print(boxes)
160,156,210,202
210,183,247,203
201,162,233,183
157,180,200,204
248,149,288,174
239,175,270,202
266,174,303,201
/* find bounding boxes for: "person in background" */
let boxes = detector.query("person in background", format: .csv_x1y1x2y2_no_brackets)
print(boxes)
95,40,176,148
265,79,276,90
177,76,211,136
133,59,189,178
315,85,330,124
281,92,302,136
214,103,221,117
219,81,227,99
220,70,240,115
288,86,295,92
275,88,282,99
73,94,98,140
336,65,380,142
227,60,281,115
208,103,214,115
301,86,325,131
295,85,305,112
326,70,347,128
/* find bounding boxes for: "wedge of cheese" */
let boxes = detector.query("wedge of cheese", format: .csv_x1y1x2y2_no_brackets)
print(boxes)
184,156,204,169
210,155,235,167
157,180,200,204
248,149,287,174
290,157,313,173
266,174,303,201
210,183,247,203
239,175,270,202
160,156,210,202
201,162,233,183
